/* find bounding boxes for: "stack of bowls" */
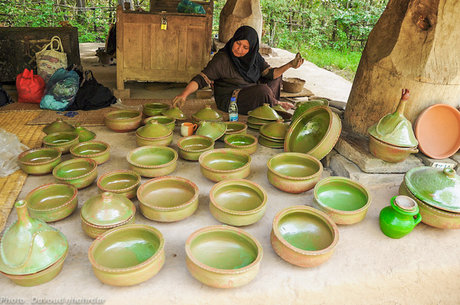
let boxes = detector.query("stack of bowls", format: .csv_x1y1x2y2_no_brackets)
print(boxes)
247,103,283,130
192,105,223,123
136,120,173,147
259,120,287,149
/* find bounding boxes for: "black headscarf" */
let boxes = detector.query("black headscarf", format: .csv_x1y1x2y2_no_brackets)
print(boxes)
223,26,265,83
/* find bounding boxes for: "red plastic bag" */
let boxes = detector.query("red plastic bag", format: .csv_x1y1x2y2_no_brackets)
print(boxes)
16,69,45,103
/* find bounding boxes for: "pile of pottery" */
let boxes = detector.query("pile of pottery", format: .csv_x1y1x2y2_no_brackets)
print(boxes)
258,120,287,148
247,104,282,130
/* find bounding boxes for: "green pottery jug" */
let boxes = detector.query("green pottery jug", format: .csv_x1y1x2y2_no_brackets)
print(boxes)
379,195,421,239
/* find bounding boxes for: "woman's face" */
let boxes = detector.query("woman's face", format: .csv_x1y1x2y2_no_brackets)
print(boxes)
232,40,250,57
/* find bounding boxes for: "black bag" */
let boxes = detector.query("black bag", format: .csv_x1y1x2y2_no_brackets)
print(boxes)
67,71,116,111
0,84,13,107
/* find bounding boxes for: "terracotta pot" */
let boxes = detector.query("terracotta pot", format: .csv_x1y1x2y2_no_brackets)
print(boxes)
177,135,215,161
42,118,75,135
224,134,258,155
97,170,141,199
42,131,79,154
271,206,339,267
199,149,251,182
185,225,263,288
126,146,178,178
368,134,418,163
53,158,98,189
18,148,61,175
70,141,110,165
282,77,305,93
104,110,142,132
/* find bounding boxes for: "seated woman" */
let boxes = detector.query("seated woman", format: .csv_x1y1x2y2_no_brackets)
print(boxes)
172,25,304,114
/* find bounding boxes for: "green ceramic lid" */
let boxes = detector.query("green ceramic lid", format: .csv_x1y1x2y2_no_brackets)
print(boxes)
75,125,96,142
248,104,282,121
136,120,172,138
192,105,222,121
405,167,460,213
196,121,227,141
0,201,68,275
260,120,288,140
42,118,75,135
81,192,136,227
162,106,186,120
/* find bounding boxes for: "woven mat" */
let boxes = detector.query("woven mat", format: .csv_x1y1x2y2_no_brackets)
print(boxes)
0,102,42,111
0,110,44,233
280,88,314,98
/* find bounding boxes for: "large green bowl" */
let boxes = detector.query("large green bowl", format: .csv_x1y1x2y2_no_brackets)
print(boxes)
126,146,177,177
143,102,170,117
25,183,78,222
18,148,61,175
271,206,339,267
177,135,215,161
199,149,251,182
42,132,79,154
137,176,199,222
70,141,110,165
185,225,263,288
267,153,323,193
97,170,141,199
52,158,98,189
224,134,258,155
314,177,371,225
104,110,142,132
209,179,267,226
88,224,165,286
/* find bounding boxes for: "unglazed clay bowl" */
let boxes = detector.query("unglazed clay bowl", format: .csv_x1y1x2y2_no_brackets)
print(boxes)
225,121,247,135
368,134,418,163
127,146,177,178
271,206,339,267
177,135,215,161
52,158,98,189
97,170,141,199
88,224,165,286
143,102,170,117
25,183,78,222
70,141,110,165
185,225,263,288
18,148,62,175
104,110,142,132
224,134,258,155
209,179,267,226
137,176,199,222
143,116,176,131
199,149,251,182
314,177,371,225
42,132,79,154
267,153,323,193
282,77,306,93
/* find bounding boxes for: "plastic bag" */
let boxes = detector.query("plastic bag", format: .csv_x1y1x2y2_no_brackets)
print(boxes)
40,68,80,111
35,36,68,83
177,0,205,14
16,69,45,103
0,129,28,177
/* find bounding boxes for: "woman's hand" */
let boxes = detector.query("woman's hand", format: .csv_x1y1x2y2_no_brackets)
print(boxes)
290,53,304,69
278,101,294,111
172,95,187,108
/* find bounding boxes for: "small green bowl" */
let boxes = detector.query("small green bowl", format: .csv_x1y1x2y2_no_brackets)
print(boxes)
127,146,178,178
209,179,267,226
18,148,62,175
25,183,78,222
70,141,110,165
177,135,215,161
224,121,247,135
42,132,79,154
53,158,98,189
199,149,251,182
224,134,258,155
105,110,142,132
143,116,176,131
143,102,170,117
97,170,141,199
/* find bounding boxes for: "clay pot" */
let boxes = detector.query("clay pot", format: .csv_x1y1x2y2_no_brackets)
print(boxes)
42,131,79,154
224,134,258,155
368,134,418,163
162,106,186,121
379,195,422,239
104,110,142,132
282,77,306,93
291,100,329,123
209,179,267,226
143,115,176,131
177,135,215,161
137,176,199,222
52,158,98,189
195,121,227,141
192,105,223,122
267,153,323,193
199,148,251,182
224,121,247,135
143,102,170,117
248,103,282,121
25,183,78,222
70,141,110,165
97,170,141,199
75,124,96,142
88,224,165,286
18,148,61,175
185,225,263,288
42,118,75,135
271,206,338,267
313,177,371,225
126,146,177,177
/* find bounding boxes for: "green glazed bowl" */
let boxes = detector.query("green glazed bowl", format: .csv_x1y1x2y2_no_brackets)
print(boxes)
196,121,227,141
25,183,78,222
97,170,141,199
136,133,173,147
137,176,199,222
209,179,267,226
271,205,339,267
144,116,176,131
104,110,142,132
18,148,62,175
267,153,323,193
185,225,263,288
52,158,98,189
42,132,79,154
177,135,215,161
199,149,251,182
126,146,177,178
70,141,110,165
225,122,247,135
223,134,258,155
143,102,170,117
314,177,371,225
88,224,165,286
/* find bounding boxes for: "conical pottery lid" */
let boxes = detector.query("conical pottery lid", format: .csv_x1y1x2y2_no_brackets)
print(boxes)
162,106,186,120
75,124,96,142
136,120,172,138
291,100,328,124
248,104,282,121
43,118,75,135
272,105,293,121
368,89,418,147
196,121,227,141
81,192,136,227
405,167,460,213
192,105,223,121
0,200,68,275
260,120,288,140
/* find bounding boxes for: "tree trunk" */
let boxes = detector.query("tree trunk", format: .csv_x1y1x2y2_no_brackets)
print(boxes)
218,0,263,43
343,0,460,136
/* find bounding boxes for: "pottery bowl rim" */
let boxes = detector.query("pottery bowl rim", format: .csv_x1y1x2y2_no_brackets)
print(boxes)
185,225,263,275
223,134,258,148
104,109,142,121
70,141,110,158
368,133,418,150
126,146,178,169
272,205,339,255
88,224,165,273
199,149,251,174
137,176,199,211
313,176,371,215
42,131,79,146
224,121,248,134
267,152,323,181
209,179,267,216
143,115,176,125
143,102,170,111
25,183,77,212
53,158,97,181
177,135,215,153
135,130,173,140
80,212,135,229
18,148,61,166
97,170,141,193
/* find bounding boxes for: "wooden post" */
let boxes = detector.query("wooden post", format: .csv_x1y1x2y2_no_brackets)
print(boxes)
218,0,263,43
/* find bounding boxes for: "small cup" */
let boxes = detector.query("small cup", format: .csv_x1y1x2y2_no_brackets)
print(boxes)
181,122,197,137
